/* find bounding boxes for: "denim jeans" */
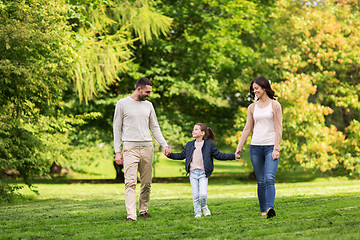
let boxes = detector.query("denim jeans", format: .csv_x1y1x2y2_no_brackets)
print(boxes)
189,170,208,216
250,145,279,212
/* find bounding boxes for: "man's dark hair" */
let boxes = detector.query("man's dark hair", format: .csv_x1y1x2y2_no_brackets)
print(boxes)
136,77,153,89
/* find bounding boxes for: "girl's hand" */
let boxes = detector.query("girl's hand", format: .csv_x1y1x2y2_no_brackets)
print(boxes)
163,146,171,157
272,150,279,160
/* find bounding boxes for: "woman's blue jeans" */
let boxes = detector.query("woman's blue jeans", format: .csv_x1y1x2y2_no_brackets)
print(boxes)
250,145,279,212
189,170,208,216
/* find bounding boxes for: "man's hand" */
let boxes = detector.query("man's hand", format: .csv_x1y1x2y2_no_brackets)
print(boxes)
115,152,123,165
163,146,171,157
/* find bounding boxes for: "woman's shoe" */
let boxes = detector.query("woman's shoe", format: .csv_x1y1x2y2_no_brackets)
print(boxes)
267,208,276,219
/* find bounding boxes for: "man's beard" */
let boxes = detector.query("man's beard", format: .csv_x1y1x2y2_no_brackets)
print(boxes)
139,95,147,101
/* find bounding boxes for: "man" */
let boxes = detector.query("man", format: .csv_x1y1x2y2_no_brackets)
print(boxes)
113,77,170,221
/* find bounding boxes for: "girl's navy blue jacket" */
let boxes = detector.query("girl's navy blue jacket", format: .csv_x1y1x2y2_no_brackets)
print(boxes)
168,140,235,178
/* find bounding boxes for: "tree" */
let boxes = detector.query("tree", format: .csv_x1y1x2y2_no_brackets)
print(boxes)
67,0,172,103
0,0,173,200
61,0,174,177
0,0,74,197
120,0,268,150
228,0,360,176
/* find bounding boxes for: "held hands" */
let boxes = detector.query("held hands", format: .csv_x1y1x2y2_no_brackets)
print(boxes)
235,149,241,160
115,152,123,165
163,146,171,157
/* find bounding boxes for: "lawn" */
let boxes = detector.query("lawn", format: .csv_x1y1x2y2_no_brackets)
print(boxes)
1,177,359,239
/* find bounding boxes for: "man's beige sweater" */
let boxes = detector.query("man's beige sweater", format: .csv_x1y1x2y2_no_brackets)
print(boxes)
113,96,168,153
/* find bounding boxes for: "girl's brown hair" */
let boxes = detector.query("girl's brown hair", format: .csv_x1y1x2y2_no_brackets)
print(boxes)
195,123,215,141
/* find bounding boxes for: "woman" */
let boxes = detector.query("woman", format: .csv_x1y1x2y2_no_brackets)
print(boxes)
235,76,282,219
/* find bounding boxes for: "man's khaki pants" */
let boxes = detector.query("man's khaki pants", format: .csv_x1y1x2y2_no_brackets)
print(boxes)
123,145,153,220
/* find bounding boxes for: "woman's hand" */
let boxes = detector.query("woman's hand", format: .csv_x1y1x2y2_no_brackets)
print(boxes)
272,150,280,160
235,149,241,160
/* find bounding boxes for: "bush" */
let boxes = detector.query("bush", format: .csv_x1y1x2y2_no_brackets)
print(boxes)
0,182,22,203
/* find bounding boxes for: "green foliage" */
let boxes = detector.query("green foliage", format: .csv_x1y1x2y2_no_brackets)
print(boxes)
0,0,103,199
125,0,267,151
262,0,360,176
262,0,360,128
228,0,360,177
57,0,174,178
0,103,101,189
274,74,345,172
64,0,360,178
2,0,359,202
0,0,174,200
68,0,172,103
0,0,71,112
0,182,22,203
113,0,173,44
68,141,113,174
343,120,360,176
73,0,359,178
0,0,73,196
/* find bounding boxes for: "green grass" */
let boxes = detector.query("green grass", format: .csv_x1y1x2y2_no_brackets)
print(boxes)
1,178,360,239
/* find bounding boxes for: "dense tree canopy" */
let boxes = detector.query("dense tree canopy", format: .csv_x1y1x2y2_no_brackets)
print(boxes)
0,0,173,199
0,0,73,193
68,0,172,103
122,0,269,147
229,0,360,176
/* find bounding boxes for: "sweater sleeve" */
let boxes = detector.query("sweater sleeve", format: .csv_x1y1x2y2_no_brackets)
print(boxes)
168,146,187,160
113,101,123,153
236,103,255,152
149,103,168,148
272,100,283,152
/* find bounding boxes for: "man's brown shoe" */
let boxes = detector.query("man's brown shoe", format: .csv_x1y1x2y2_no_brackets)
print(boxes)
140,212,150,218
126,217,136,222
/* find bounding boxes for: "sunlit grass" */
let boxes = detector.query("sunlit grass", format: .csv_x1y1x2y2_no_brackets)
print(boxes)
14,178,360,201
3,147,359,239
1,178,359,239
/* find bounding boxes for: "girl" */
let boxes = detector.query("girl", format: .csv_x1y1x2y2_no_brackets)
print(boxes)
165,123,235,218
235,76,282,219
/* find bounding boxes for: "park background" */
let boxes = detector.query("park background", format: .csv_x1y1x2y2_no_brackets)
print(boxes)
1,0,360,239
